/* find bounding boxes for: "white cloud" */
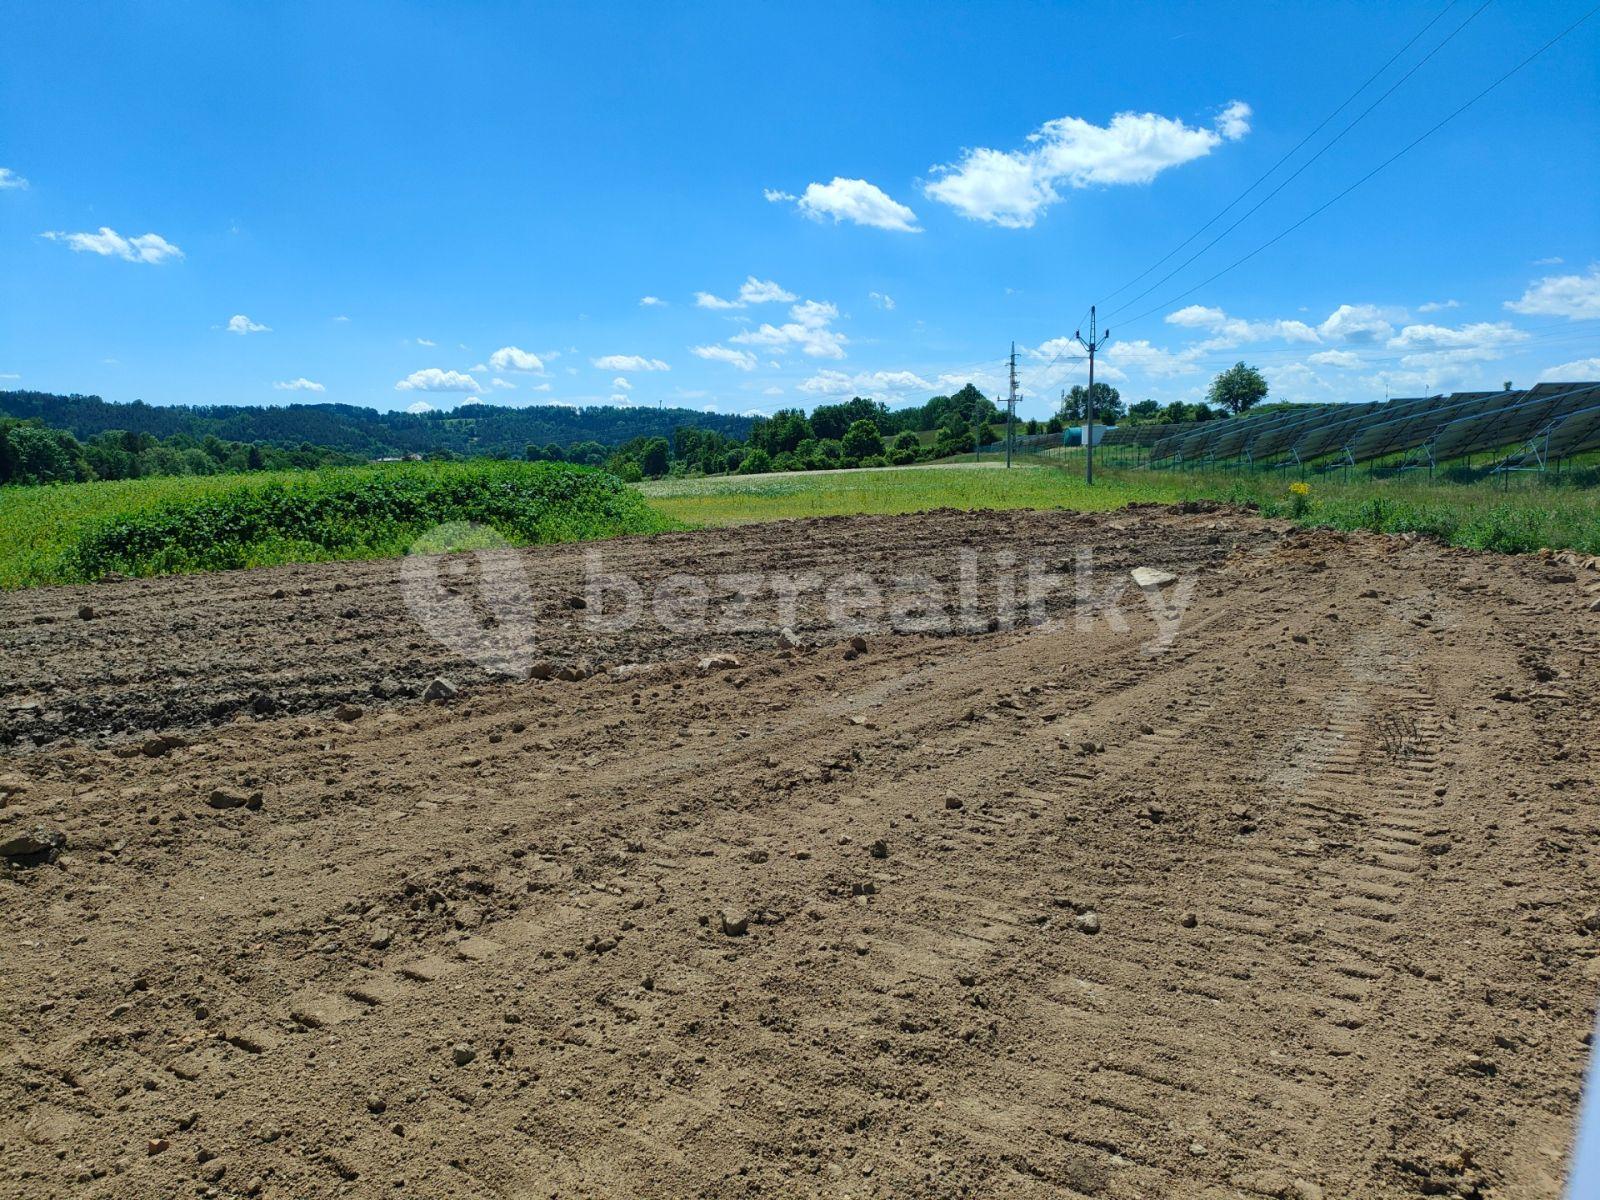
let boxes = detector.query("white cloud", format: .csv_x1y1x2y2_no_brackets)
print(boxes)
1416,299,1460,314
691,345,759,370
395,368,483,393
789,178,921,233
227,314,270,335
729,299,848,359
1318,303,1395,344
0,168,29,190
1533,256,1565,266
592,354,670,371
489,345,546,373
797,368,932,397
612,376,632,390
332,314,351,323
694,276,796,309
924,101,1250,228
1505,264,1600,319
609,393,633,405
1386,321,1528,371
1539,357,1600,380
1307,349,1364,368
763,188,797,203
870,291,896,310
1164,304,1319,347
529,381,552,392
1387,321,1525,351
41,227,183,264
415,337,437,347
272,377,324,392
1104,339,1199,378
1215,101,1253,141
763,386,784,396
489,378,516,390
639,295,667,307
404,400,434,414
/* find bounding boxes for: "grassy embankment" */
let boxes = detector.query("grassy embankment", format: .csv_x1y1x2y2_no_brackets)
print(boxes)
0,460,674,589
641,458,1600,556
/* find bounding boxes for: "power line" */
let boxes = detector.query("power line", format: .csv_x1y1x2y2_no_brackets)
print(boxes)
1103,0,1494,323
1095,0,1467,312
1111,2,1600,336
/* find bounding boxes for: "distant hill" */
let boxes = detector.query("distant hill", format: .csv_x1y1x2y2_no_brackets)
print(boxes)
0,391,755,459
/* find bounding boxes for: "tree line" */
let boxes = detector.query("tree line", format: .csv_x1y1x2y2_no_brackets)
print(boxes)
3,362,1273,487
0,419,360,487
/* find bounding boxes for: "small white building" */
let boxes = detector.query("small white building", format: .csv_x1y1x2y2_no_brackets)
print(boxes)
1068,424,1110,447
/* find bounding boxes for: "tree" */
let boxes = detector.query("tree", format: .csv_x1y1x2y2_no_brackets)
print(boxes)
246,444,264,470
810,397,889,441
841,418,884,461
1059,382,1123,423
1124,399,1162,424
638,436,671,478
749,409,812,456
892,431,920,453
1207,362,1269,415
737,447,773,475
932,426,975,457
542,442,565,462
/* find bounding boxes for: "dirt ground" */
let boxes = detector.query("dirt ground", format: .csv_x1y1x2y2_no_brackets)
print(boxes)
2,505,1598,1199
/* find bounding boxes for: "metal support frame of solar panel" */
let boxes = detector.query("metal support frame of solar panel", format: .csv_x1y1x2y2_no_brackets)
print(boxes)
1286,397,1431,471
1190,409,1312,464
1148,421,1213,465
1425,383,1600,468
1492,400,1600,472
1161,410,1295,469
1385,392,1507,473
1508,395,1600,469
1138,421,1208,466
1246,401,1385,469
1336,391,1505,470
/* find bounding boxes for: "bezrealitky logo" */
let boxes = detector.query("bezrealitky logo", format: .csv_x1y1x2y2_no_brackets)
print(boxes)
400,525,1198,678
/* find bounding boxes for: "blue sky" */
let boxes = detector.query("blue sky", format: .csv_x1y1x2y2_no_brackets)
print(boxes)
2,0,1598,423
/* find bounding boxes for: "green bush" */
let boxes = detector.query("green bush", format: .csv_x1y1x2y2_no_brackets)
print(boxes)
52,461,671,583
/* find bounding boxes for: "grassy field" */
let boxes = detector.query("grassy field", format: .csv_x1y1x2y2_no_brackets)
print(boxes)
642,459,1600,556
4,455,1596,590
1,460,674,589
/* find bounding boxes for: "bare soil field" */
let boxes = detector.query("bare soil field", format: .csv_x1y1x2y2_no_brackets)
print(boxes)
2,506,1598,1199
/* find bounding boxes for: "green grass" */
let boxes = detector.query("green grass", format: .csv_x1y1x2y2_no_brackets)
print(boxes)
640,459,1600,556
6,455,1595,591
1,460,675,589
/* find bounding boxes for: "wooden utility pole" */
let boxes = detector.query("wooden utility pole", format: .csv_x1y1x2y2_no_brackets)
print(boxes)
1074,306,1110,485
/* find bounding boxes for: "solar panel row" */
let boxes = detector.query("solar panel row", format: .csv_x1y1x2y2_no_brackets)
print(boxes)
1125,382,1599,473
1428,384,1600,464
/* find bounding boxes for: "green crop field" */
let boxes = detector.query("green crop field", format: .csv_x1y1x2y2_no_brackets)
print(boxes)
641,459,1600,556
0,460,675,590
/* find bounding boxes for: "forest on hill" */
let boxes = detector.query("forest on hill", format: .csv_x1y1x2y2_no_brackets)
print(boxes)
0,391,756,461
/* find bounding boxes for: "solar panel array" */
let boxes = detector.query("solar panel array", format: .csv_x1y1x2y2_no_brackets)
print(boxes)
1544,399,1600,460
1122,382,1600,473
1429,384,1600,463
1493,387,1600,469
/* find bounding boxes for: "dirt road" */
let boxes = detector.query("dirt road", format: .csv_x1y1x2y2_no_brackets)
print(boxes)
2,506,1597,1198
